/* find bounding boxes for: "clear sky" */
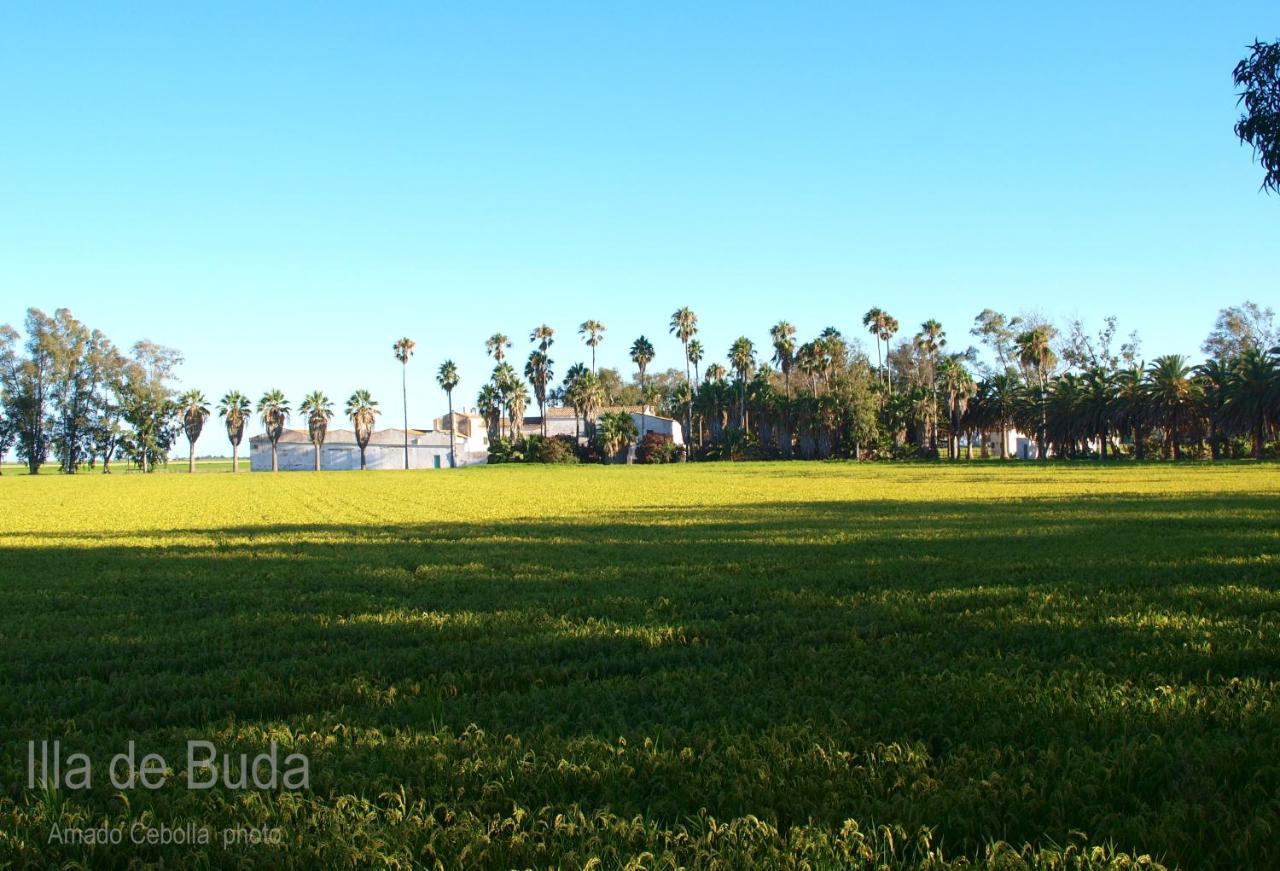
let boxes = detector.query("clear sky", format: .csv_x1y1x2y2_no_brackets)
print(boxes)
1,3,1276,452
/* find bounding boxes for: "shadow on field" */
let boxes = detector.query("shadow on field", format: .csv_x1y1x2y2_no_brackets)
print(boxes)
1,492,1278,867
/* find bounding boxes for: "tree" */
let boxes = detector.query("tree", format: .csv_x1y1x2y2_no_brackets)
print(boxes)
257,389,290,472
436,360,460,468
862,309,894,388
1220,346,1279,460
0,311,55,473
687,339,704,385
300,391,333,471
345,390,379,470
770,321,797,398
1194,358,1232,460
178,389,210,473
1145,355,1201,461
970,309,1022,375
578,321,606,373
218,391,251,473
595,410,638,461
1017,326,1057,460
392,337,416,470
1202,301,1278,361
485,333,512,363
476,384,502,444
524,350,553,436
1234,40,1280,193
669,307,698,383
937,356,975,460
531,324,555,352
728,336,756,430
119,341,182,473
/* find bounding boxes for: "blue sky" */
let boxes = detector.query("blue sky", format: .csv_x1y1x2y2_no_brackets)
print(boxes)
1,3,1276,451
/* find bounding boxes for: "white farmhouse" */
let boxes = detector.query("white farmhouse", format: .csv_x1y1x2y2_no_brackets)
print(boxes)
250,424,487,471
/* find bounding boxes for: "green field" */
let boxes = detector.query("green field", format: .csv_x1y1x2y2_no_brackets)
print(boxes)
1,463,1278,868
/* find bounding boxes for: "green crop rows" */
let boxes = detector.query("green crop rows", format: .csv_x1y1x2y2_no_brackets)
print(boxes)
1,462,1277,868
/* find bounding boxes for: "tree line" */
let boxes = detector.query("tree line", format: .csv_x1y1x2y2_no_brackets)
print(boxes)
3,301,1278,473
472,302,1279,464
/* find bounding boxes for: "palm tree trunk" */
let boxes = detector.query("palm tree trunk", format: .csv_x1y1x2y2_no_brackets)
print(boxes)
314,443,321,471
271,442,278,472
231,444,238,473
360,446,367,470
447,391,456,468
188,443,195,473
401,365,409,470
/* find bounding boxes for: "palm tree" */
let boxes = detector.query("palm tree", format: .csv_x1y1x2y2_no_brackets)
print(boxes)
1016,327,1056,460
687,339,704,384
669,307,698,382
862,308,888,389
937,357,974,460
524,349,554,436
562,362,590,439
1114,367,1149,460
392,337,416,469
729,336,756,430
485,333,512,363
345,390,380,470
531,324,555,352
299,391,333,471
217,391,251,473
476,384,503,444
579,321,606,373
596,410,638,461
770,321,797,398
878,314,900,393
670,307,699,440
436,360,460,467
978,373,1020,459
1194,358,1231,460
630,336,656,435
1145,354,1201,460
1220,346,1279,460
507,377,531,439
256,389,290,472
178,389,210,473
491,362,520,439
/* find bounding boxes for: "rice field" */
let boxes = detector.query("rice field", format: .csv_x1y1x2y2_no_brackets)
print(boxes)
1,462,1278,869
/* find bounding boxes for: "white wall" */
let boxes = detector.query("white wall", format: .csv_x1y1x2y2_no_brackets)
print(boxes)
250,441,479,471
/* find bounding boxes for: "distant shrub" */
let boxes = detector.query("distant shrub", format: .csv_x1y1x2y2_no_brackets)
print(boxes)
537,435,580,464
636,432,676,464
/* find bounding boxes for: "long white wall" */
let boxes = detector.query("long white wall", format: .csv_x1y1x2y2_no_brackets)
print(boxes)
250,442,480,471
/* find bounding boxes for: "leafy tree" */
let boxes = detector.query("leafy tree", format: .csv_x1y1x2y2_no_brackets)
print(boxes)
436,360,460,467
1202,301,1278,361
218,390,251,472
300,391,333,471
178,389,210,473
117,341,182,473
0,311,55,473
345,390,379,470
970,309,1022,375
1234,40,1280,193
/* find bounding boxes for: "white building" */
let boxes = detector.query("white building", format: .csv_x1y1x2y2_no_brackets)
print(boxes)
518,406,684,447
250,424,487,471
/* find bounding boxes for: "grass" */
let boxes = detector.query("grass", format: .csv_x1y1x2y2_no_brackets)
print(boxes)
1,462,1278,868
